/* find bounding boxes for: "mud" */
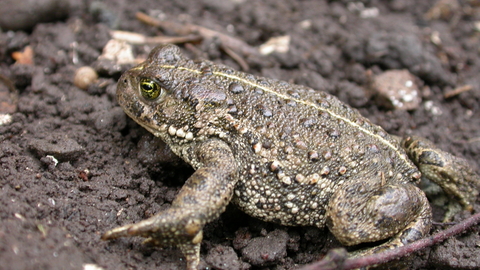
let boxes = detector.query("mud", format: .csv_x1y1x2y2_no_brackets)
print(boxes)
1,0,480,269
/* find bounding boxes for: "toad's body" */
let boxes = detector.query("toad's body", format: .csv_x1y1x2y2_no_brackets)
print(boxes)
103,45,479,269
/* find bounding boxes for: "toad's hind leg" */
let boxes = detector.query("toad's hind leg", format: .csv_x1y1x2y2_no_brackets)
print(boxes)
326,179,432,254
102,139,238,270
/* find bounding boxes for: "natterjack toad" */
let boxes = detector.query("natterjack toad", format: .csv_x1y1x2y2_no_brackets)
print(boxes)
102,44,480,269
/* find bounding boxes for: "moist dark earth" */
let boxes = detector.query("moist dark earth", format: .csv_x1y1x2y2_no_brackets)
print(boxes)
1,0,480,269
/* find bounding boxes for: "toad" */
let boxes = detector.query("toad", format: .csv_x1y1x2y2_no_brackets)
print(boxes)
103,44,480,269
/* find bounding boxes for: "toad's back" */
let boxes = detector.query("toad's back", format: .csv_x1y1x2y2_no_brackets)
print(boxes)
192,63,420,227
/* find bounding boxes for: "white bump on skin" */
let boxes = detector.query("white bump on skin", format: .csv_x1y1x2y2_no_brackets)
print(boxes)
253,143,262,154
168,126,177,136
159,124,168,131
281,176,292,185
270,160,281,172
320,166,330,175
295,174,306,183
176,128,186,138
306,173,320,184
185,132,194,141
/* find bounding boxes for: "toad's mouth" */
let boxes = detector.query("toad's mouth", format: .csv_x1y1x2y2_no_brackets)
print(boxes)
123,108,164,138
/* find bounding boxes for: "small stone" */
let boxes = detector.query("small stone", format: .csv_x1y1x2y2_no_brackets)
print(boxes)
205,245,242,270
99,39,135,65
259,35,291,55
74,66,98,90
371,69,421,110
0,74,18,114
241,230,289,266
29,135,85,162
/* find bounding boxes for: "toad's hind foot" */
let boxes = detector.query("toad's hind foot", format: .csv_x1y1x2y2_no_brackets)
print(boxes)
402,136,480,219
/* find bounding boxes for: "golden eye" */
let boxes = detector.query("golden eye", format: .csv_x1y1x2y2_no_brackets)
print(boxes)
140,78,161,100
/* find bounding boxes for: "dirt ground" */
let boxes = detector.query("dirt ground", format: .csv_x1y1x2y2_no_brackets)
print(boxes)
1,0,480,269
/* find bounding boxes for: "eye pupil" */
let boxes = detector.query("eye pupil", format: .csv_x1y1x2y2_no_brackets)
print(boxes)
140,79,161,100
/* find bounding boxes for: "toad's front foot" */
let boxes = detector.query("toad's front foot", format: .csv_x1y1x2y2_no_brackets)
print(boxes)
102,207,204,270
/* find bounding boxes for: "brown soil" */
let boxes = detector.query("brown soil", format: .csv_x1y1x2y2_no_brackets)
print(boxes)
1,0,480,269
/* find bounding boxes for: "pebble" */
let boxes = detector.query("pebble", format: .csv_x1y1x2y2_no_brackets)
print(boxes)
371,69,421,110
0,75,18,114
240,229,289,266
74,66,98,90
28,136,84,162
205,245,244,270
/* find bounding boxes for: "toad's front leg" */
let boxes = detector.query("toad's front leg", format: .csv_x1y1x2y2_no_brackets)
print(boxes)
102,139,238,270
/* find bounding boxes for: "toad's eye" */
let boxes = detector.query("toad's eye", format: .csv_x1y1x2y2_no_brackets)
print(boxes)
140,78,162,100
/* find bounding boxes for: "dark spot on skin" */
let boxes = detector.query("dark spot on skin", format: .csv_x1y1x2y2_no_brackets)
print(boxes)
287,100,296,107
229,83,244,94
367,144,380,153
185,77,200,84
187,85,227,106
223,68,234,74
300,118,317,128
400,228,423,244
255,104,273,117
262,140,273,149
132,101,145,118
201,66,213,75
182,195,199,205
316,99,331,108
375,216,396,228
185,174,209,191
418,151,444,167
271,218,282,224
295,140,308,150
323,151,332,160
254,87,264,95
268,161,281,172
257,80,269,86
377,131,387,138
328,129,340,138
228,105,238,114
287,90,300,98
319,112,330,119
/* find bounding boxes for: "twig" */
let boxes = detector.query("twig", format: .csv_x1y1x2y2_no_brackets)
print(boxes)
467,137,480,144
135,12,259,57
221,45,250,71
444,84,472,99
297,212,480,270
110,30,201,45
